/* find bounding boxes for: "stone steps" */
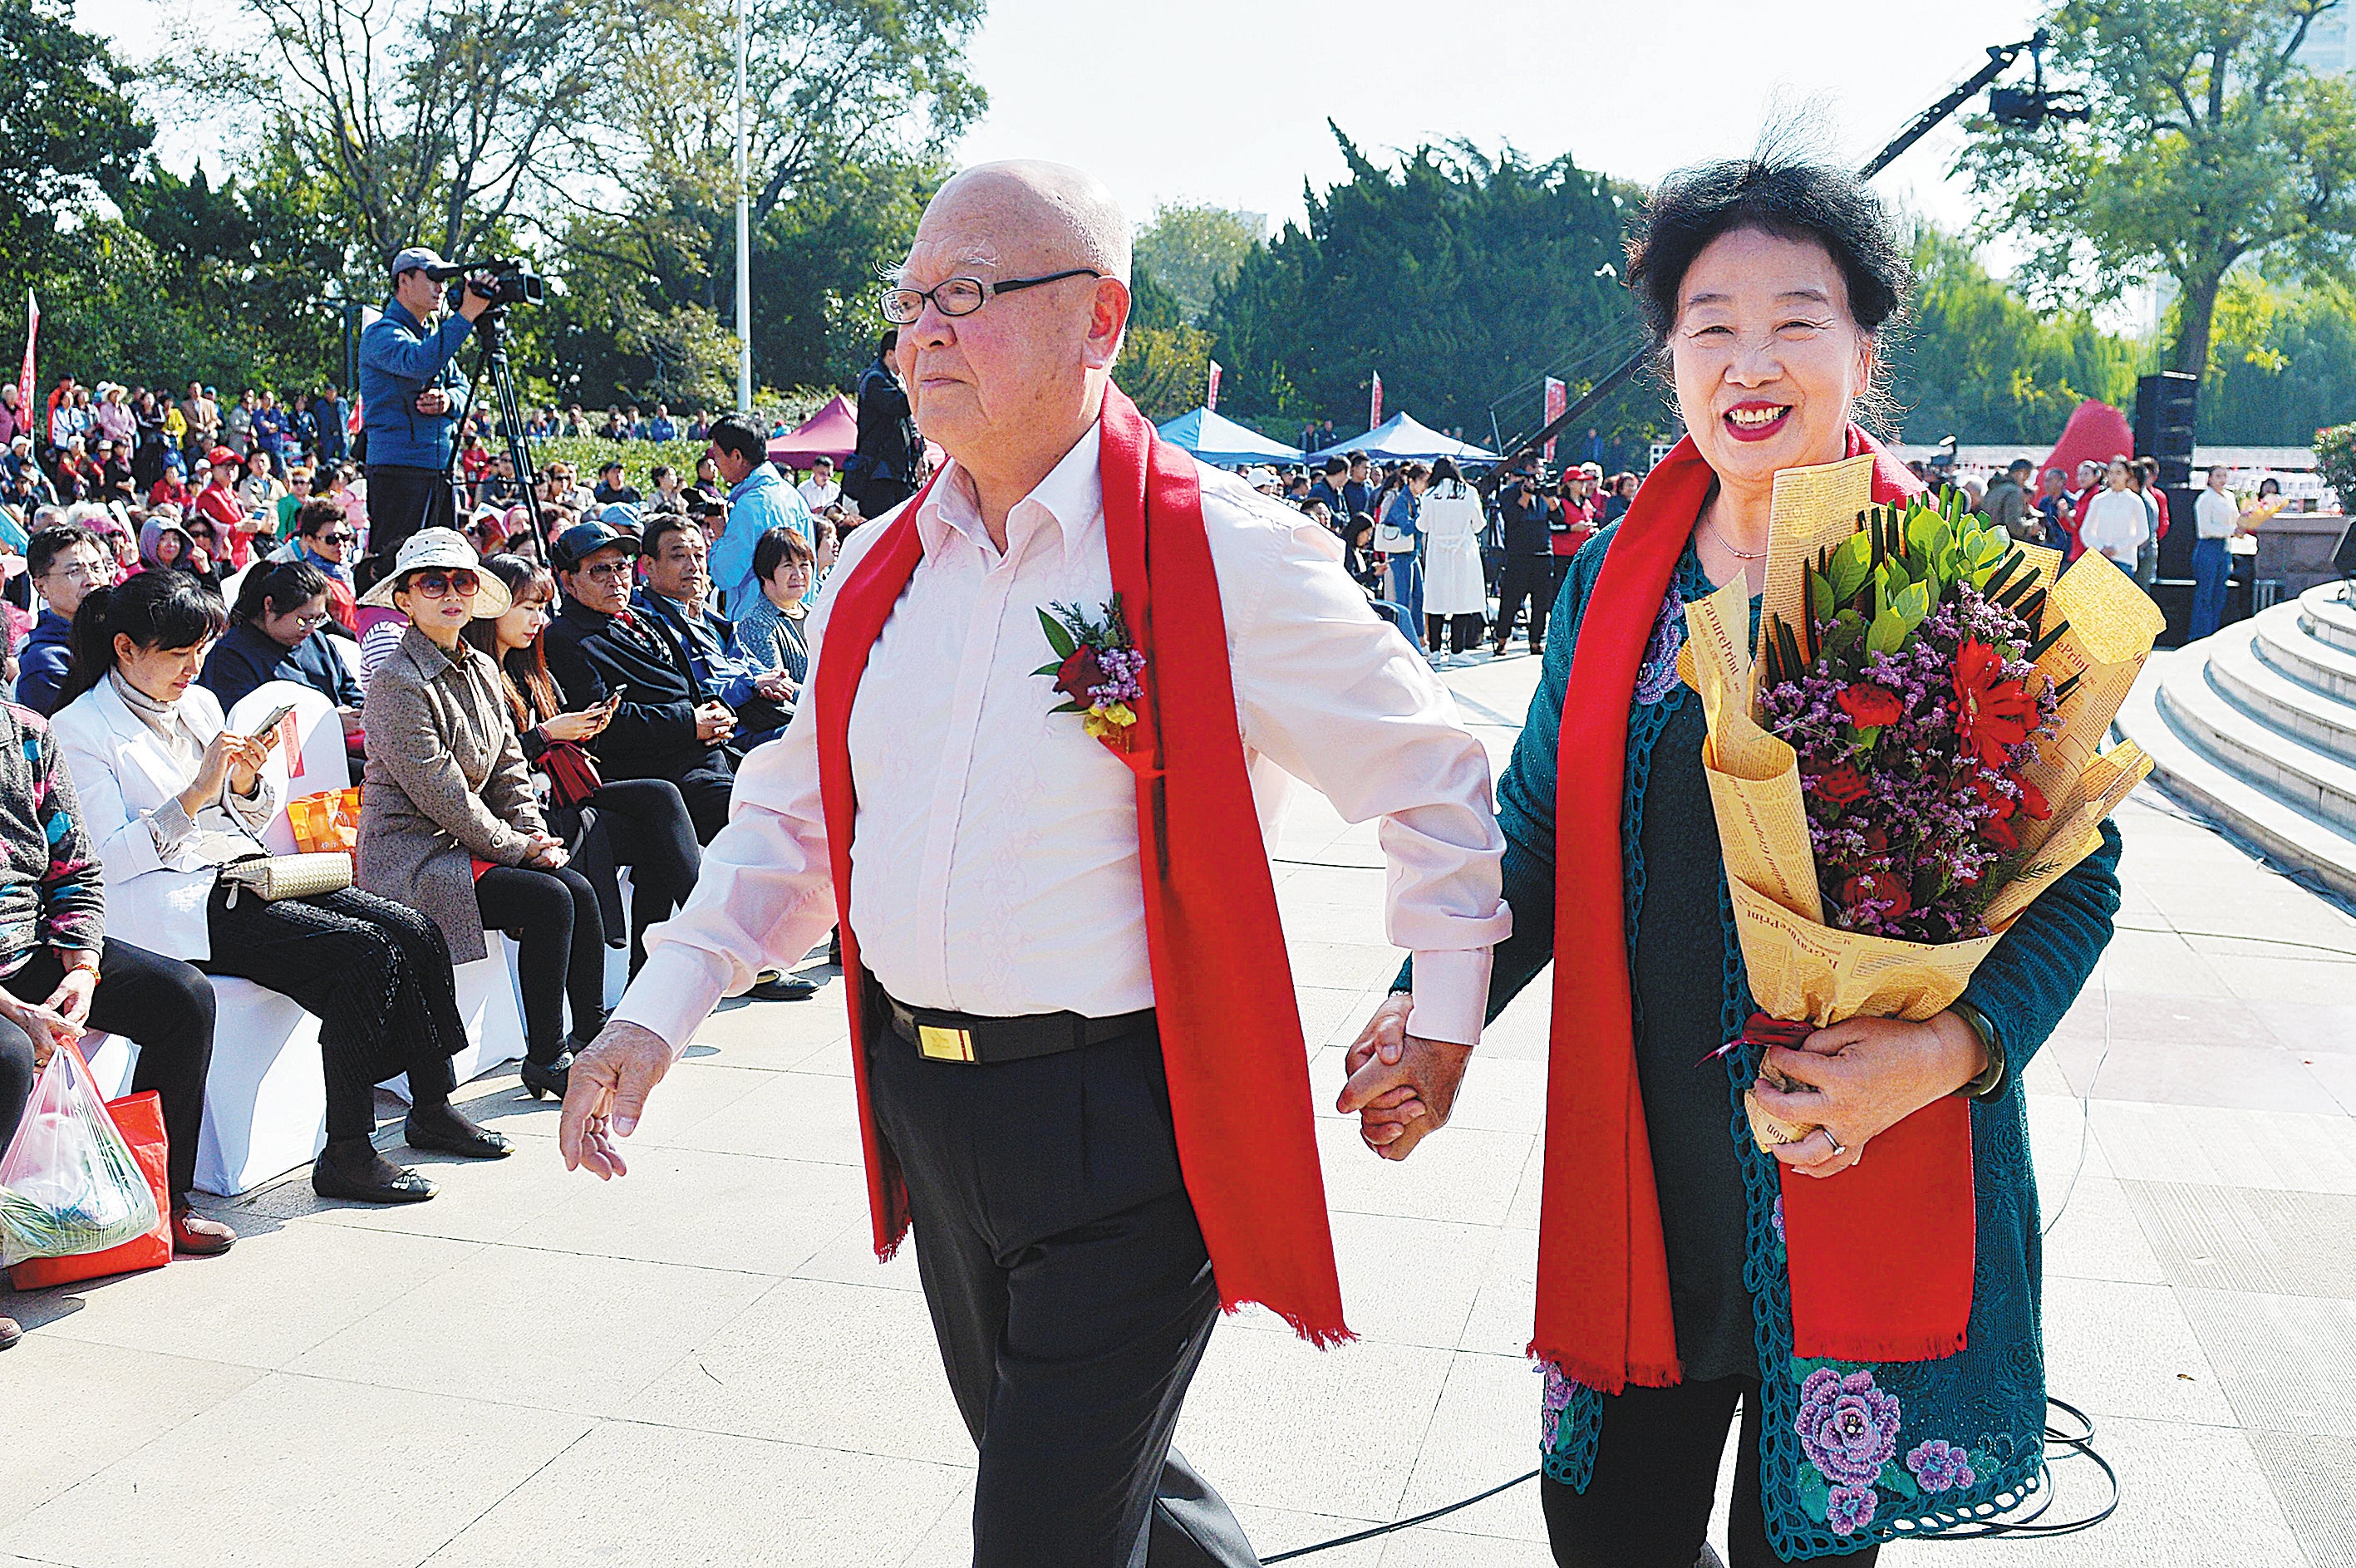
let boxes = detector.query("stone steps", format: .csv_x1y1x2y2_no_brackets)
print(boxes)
2114,581,2356,902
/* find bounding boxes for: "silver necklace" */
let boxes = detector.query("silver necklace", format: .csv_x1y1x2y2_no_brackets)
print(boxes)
1704,514,1767,561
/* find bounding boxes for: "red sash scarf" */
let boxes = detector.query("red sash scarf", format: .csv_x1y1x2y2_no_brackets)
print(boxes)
1535,427,1975,1391
811,387,1350,1346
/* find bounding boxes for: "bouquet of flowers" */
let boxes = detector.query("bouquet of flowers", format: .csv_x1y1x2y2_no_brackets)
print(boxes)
1679,452,2164,1147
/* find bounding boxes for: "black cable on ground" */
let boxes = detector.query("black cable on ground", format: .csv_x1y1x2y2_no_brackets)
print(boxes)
1262,1396,2117,1559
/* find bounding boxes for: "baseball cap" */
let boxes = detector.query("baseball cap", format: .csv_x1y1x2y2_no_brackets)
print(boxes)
550,519,643,573
391,245,451,280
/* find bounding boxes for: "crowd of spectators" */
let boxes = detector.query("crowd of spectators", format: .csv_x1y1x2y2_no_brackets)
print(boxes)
0,403,854,1351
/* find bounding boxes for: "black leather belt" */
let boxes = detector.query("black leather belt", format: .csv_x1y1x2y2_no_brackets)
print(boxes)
883,994,1156,1065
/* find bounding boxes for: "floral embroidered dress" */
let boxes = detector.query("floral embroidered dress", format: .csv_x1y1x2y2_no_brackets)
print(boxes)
1477,529,2122,1558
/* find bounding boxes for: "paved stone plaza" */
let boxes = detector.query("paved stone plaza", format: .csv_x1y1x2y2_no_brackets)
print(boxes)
4,651,2353,1568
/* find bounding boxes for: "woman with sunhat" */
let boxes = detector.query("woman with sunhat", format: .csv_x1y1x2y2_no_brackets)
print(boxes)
357,528,610,1100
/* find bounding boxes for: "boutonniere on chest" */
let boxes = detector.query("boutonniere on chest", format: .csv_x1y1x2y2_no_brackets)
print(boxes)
1034,597,1147,752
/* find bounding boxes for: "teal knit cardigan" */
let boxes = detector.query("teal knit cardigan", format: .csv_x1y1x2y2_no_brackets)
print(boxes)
1469,527,2123,1558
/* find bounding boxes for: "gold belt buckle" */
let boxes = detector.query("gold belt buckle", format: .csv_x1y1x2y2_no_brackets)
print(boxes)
917,1024,976,1064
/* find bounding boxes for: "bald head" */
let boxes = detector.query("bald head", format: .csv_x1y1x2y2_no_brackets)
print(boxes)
912,160,1131,284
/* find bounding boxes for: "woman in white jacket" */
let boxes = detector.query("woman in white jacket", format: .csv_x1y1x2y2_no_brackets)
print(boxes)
52,569,505,1207
1418,457,1489,661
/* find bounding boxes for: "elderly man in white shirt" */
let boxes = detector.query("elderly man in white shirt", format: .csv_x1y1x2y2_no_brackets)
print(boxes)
561,160,1508,1566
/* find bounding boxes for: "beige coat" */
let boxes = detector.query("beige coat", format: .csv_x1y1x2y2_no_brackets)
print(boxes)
357,624,546,962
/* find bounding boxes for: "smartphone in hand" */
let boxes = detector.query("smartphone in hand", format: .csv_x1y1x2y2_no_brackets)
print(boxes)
248,702,297,745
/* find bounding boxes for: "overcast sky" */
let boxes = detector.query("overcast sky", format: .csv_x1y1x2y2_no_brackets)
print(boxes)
81,0,2049,246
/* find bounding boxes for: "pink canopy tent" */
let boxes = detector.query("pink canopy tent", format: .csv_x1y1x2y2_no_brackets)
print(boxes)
766,395,858,465
2041,399,2135,485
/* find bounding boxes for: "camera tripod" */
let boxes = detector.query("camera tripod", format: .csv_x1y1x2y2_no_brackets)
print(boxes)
453,306,552,560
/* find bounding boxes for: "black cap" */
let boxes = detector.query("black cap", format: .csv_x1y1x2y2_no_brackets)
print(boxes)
551,519,643,573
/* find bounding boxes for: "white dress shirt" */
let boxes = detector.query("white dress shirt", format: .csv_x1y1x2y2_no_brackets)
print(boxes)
2075,488,2150,565
614,420,1508,1053
2194,487,2238,540
799,476,842,511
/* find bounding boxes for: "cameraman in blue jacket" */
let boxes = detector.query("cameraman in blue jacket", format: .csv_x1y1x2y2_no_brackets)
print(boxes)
359,245,493,572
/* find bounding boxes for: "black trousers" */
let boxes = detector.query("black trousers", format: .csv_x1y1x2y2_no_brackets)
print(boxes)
196,884,464,1139
1426,612,1484,654
1496,556,1557,651
476,863,607,1061
569,778,701,972
1541,1378,1882,1567
865,1011,1257,1568
362,463,458,566
0,940,215,1200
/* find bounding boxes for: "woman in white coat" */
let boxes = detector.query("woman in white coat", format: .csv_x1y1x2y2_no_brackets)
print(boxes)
1418,457,1490,661
52,569,505,1207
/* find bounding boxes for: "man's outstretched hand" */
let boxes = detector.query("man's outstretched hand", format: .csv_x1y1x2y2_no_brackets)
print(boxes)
1336,993,1472,1162
559,1020,676,1179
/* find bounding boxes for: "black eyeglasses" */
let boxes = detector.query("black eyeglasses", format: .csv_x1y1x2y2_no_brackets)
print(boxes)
878,268,1104,325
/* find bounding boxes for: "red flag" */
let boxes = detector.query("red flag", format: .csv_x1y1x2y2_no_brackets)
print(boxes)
1542,376,1567,466
15,291,35,425
1369,371,1383,430
1206,360,1222,412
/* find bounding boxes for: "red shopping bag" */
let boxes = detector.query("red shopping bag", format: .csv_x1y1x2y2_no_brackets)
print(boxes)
7,1090,173,1290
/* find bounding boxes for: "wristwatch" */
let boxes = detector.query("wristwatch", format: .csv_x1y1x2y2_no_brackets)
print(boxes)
1950,1000,2007,1100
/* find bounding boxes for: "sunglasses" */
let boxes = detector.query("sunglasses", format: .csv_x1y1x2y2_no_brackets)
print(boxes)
405,568,480,600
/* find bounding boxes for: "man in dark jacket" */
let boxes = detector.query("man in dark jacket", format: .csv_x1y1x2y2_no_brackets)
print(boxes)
541,520,738,840
18,523,109,716
1492,472,1557,658
843,330,919,519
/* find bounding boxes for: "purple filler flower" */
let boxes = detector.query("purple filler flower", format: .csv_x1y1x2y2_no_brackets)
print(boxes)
1826,1484,1878,1536
1796,1368,1901,1488
1906,1439,1978,1493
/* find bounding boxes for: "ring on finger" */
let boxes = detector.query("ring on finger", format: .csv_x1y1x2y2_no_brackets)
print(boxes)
1822,1128,1847,1158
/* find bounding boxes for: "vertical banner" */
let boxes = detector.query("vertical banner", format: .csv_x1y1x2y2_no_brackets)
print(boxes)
1370,370,1383,430
1542,376,1567,466
1206,360,1222,412
16,291,36,425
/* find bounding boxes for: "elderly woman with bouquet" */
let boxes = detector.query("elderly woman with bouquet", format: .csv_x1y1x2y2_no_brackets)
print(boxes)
1340,154,2127,1565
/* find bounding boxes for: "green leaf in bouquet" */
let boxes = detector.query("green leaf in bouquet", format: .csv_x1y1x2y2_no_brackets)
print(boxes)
1038,607,1078,659
1808,570,1834,621
1829,532,1872,604
1892,578,1932,631
1867,605,1908,656
1905,509,1952,565
1852,724,1882,748
1031,661,1066,677
1048,700,1088,715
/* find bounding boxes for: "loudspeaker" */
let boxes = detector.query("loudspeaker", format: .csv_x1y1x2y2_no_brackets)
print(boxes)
2134,371,2198,489
2157,484,2199,580
2334,519,2356,581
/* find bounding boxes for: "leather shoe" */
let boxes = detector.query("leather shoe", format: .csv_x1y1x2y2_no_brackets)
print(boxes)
519,1054,571,1101
404,1101,514,1159
170,1202,237,1256
0,1316,21,1352
747,971,820,1002
313,1139,437,1204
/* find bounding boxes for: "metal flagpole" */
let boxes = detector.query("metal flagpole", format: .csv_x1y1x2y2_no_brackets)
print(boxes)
734,0,753,412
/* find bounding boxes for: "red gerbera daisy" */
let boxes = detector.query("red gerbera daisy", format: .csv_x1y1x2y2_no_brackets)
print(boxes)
1952,641,2039,768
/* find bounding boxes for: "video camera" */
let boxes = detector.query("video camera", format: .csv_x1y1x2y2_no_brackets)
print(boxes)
429,257,545,312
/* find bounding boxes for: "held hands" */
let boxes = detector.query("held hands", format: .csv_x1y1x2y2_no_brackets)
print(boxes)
694,700,737,744
521,831,568,869
3,987,83,1069
1750,1011,1989,1179
43,965,97,1030
1337,992,1473,1161
559,1020,676,1178
183,729,271,812
753,669,796,704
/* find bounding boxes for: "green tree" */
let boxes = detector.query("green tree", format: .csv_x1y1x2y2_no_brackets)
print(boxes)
1960,0,2356,376
0,0,150,275
1883,224,2141,445
1206,126,1655,454
2193,271,2356,440
1134,203,1260,325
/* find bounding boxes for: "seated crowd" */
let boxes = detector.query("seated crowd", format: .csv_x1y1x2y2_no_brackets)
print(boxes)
0,415,844,1354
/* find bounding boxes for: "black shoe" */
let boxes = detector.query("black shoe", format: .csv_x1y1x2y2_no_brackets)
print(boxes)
403,1101,514,1159
747,971,820,1002
519,1054,572,1101
313,1138,437,1204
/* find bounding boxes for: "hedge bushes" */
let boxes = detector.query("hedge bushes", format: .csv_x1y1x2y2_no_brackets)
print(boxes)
2315,423,2356,514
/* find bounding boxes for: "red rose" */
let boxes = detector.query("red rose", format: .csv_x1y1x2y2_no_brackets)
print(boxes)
1053,645,1106,705
1982,813,2019,853
1972,772,2017,821
1837,683,1904,729
1810,759,1871,805
2019,780,2052,821
1862,825,1890,854
1839,869,1912,921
